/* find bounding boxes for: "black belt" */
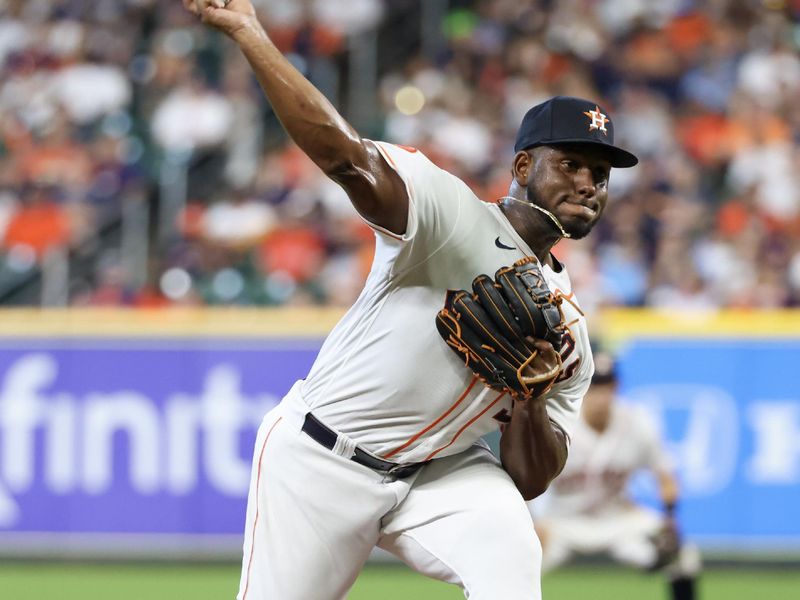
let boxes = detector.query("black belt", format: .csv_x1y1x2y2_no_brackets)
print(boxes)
301,413,426,479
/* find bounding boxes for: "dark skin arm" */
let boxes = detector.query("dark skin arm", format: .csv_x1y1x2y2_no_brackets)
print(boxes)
499,342,569,500
183,0,409,234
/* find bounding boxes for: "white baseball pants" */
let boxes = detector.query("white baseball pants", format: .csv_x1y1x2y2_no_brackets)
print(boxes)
539,507,664,571
237,397,542,599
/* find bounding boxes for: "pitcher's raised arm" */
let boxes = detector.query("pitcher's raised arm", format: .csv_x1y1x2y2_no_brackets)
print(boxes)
183,0,409,234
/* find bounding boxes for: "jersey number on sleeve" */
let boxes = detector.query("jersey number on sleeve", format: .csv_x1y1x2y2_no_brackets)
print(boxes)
555,329,580,384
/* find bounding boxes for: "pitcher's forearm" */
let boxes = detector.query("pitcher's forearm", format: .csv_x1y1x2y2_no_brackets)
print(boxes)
186,1,409,233
233,24,364,173
500,399,568,500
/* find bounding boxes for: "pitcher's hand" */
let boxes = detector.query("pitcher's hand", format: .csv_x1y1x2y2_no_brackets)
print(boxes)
182,0,259,39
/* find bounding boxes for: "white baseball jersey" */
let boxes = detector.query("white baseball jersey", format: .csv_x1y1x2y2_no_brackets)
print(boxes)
240,141,594,600
539,402,672,517
293,141,594,464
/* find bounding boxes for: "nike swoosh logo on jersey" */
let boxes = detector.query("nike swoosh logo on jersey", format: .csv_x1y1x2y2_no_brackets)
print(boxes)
494,237,516,250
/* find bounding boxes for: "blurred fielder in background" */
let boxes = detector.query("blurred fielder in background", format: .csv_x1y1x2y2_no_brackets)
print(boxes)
531,353,702,600
183,0,639,599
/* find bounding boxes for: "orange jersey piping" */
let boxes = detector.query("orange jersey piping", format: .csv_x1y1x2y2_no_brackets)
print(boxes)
382,376,479,459
423,391,507,461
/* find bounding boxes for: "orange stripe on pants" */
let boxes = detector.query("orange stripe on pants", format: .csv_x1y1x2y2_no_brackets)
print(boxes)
241,416,283,600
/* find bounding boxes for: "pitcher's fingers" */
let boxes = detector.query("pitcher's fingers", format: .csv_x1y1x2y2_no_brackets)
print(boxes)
524,336,556,353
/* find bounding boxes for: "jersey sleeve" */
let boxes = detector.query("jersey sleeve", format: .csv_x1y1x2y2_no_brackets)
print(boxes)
368,141,471,271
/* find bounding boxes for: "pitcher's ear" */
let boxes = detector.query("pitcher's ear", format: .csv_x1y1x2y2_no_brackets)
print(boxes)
512,150,532,187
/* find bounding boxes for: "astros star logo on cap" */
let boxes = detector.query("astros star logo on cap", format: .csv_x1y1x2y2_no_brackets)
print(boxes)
583,106,609,134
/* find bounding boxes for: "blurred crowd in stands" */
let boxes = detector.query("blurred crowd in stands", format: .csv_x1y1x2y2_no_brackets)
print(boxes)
1,0,800,310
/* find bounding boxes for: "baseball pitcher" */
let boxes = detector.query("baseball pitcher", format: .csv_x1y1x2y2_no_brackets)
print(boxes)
183,2,639,598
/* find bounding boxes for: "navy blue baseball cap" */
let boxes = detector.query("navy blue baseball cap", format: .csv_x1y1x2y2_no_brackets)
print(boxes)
514,96,638,168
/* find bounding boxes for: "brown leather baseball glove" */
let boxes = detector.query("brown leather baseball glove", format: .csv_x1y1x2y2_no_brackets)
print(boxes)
648,519,682,571
435,257,566,400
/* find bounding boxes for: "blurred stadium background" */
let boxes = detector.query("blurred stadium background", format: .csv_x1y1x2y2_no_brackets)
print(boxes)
0,0,799,598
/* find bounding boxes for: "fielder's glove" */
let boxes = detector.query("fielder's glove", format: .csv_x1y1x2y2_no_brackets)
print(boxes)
648,519,682,571
435,257,567,400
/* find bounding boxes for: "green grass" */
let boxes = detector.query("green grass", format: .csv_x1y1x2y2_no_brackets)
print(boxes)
0,562,798,599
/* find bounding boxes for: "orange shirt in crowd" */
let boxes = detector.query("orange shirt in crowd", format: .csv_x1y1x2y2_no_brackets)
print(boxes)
2,201,70,257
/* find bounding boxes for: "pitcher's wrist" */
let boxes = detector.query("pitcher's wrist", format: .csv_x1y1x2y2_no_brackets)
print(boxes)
231,18,267,45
